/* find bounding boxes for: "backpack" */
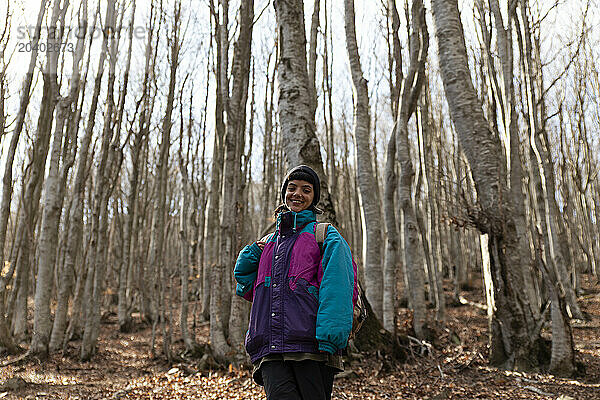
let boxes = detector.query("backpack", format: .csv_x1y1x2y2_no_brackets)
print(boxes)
315,223,367,340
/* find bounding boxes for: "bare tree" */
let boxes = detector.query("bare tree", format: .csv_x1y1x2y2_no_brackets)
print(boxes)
216,0,253,363
432,0,543,370
273,0,337,224
178,83,201,353
116,0,145,334
49,0,102,351
11,0,67,341
260,50,276,232
0,0,22,354
80,0,119,360
390,0,430,338
344,0,384,320
307,0,320,120
204,0,226,329
146,0,182,361
474,0,540,321
382,0,402,333
31,0,72,357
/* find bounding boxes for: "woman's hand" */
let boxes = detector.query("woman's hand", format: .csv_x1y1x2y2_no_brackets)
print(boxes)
257,240,265,250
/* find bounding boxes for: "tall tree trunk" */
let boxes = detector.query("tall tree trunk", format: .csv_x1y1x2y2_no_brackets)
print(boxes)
219,0,253,363
343,0,384,320
207,0,231,363
178,89,200,353
0,0,49,352
516,1,581,355
31,0,71,357
204,0,226,325
396,0,429,339
115,0,139,333
322,0,336,198
382,0,402,333
11,0,66,341
261,52,276,231
307,0,320,120
50,0,103,352
273,0,337,225
80,0,118,360
432,0,542,370
417,85,445,320
145,0,181,360
480,0,540,321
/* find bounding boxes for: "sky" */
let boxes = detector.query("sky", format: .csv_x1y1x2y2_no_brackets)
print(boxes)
0,0,597,183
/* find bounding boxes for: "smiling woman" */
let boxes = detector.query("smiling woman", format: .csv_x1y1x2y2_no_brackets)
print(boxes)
280,165,321,214
285,180,315,213
234,165,358,400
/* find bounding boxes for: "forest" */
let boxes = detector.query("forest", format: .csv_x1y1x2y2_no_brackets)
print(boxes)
0,0,599,398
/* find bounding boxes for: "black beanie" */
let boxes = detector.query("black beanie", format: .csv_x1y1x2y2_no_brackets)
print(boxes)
280,165,321,208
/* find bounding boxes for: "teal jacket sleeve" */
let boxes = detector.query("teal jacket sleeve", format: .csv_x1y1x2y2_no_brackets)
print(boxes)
234,242,262,301
315,226,355,353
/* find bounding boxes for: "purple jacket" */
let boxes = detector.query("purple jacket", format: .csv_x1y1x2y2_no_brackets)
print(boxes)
234,210,358,364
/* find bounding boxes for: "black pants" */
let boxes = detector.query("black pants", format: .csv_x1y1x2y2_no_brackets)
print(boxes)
260,360,335,400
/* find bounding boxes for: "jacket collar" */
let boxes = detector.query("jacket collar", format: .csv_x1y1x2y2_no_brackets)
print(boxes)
276,209,316,234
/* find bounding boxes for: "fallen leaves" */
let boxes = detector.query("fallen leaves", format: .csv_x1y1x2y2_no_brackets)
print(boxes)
1,275,600,399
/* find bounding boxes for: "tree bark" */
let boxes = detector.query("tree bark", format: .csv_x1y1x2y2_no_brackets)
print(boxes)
219,0,253,363
50,0,103,352
307,0,320,120
31,0,72,357
344,0,384,320
480,0,539,321
0,0,48,354
273,0,337,225
432,0,543,370
382,0,403,333
11,0,65,341
178,90,201,353
80,0,118,360
145,0,181,360
204,0,226,324
396,0,429,339
115,0,138,333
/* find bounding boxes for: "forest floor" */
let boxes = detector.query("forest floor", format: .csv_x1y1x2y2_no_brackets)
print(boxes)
1,274,600,400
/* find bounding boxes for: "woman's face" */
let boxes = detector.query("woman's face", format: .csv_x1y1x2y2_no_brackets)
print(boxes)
285,179,315,213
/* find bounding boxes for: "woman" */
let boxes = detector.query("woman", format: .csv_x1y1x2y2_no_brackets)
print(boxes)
234,165,358,400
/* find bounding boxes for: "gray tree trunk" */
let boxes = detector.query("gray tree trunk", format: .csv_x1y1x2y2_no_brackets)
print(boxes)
219,0,253,363
383,126,399,332
178,130,198,352
417,87,445,321
322,0,336,198
115,0,138,333
274,0,337,225
207,0,231,363
80,0,118,361
432,0,542,370
31,0,72,357
307,0,320,120
480,0,540,321
344,0,384,320
516,0,582,327
0,0,48,354
145,0,181,360
382,0,402,332
396,0,429,339
261,52,276,231
11,0,66,340
204,0,226,324
50,0,103,352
